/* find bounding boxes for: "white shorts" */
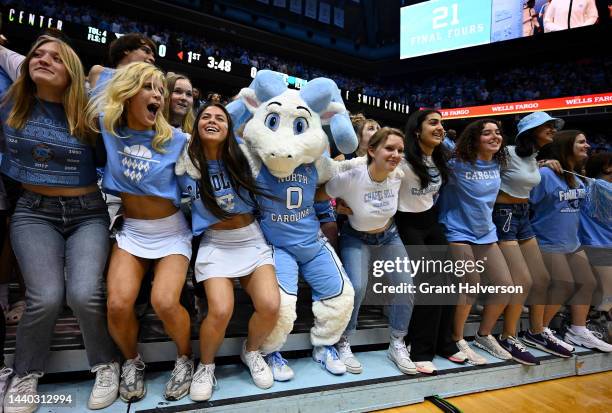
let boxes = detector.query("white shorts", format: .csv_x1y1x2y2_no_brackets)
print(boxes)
195,221,274,282
116,211,193,260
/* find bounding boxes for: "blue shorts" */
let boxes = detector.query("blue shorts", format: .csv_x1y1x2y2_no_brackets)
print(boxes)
273,236,349,301
492,203,535,242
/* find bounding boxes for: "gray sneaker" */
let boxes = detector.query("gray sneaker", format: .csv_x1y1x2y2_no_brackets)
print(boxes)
119,356,146,402
164,355,194,401
335,336,363,374
474,333,512,360
387,338,417,375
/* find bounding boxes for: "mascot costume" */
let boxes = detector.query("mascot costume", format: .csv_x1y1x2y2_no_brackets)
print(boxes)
227,70,358,378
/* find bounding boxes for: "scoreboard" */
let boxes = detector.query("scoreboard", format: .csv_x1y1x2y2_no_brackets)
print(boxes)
2,6,408,114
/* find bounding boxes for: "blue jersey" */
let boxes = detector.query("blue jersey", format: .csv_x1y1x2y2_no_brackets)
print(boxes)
438,158,500,243
179,160,256,235
529,167,586,253
0,100,97,187
256,163,319,247
90,67,115,99
101,120,188,205
579,208,612,248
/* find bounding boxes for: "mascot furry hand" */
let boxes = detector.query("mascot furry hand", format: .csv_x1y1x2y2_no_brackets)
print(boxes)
225,70,358,360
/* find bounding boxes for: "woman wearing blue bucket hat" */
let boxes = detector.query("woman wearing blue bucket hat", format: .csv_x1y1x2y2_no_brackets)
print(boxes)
492,112,575,364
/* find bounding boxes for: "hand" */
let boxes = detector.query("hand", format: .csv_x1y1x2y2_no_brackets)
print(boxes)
335,198,353,215
0,35,7,46
538,159,562,174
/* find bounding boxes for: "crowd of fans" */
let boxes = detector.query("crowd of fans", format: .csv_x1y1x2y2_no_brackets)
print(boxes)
2,0,611,108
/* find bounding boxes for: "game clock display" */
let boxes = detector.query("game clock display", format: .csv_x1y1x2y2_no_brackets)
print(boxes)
1,6,252,77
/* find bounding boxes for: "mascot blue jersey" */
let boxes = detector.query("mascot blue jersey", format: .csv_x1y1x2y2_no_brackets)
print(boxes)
256,163,319,248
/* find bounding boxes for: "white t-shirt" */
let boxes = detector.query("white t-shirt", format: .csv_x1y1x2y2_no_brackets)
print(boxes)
398,157,442,213
325,164,401,232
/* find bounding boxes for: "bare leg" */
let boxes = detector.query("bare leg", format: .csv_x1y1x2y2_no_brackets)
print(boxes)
199,278,234,364
240,265,280,351
498,240,533,337
520,238,551,334
151,254,192,357
107,244,148,359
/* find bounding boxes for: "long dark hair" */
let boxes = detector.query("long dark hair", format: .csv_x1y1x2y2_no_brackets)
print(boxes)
403,109,450,189
187,103,267,220
585,152,611,179
455,118,508,167
543,130,586,188
515,128,539,158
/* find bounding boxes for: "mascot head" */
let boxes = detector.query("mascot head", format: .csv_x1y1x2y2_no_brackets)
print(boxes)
227,70,357,178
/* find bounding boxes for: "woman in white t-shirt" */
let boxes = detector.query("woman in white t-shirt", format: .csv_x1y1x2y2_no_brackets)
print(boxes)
316,127,415,376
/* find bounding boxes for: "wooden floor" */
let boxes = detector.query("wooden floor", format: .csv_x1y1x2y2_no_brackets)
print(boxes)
376,371,612,413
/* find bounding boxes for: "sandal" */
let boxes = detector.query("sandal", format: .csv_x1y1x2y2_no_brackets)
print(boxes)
6,300,26,325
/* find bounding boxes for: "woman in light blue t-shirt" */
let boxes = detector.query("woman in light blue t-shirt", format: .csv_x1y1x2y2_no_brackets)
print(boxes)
531,131,611,352
438,119,515,365
580,153,612,313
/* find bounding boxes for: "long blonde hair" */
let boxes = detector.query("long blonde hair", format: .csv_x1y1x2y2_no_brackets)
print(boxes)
163,73,195,134
1,36,91,142
87,62,173,153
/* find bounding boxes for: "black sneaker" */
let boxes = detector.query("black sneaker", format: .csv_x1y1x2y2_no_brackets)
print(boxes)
496,335,539,366
520,330,572,358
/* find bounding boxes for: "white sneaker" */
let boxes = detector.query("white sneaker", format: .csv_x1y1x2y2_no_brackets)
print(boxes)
240,341,273,389
0,367,14,411
565,327,612,352
447,350,468,364
88,362,119,409
387,338,417,375
474,333,512,360
264,352,294,382
4,372,43,413
335,336,363,374
415,361,437,374
190,363,216,402
543,327,575,352
456,339,487,365
312,345,346,375
164,355,194,401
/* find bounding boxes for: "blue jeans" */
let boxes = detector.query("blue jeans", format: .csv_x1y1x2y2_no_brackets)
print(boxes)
492,203,535,242
340,223,414,336
10,190,116,375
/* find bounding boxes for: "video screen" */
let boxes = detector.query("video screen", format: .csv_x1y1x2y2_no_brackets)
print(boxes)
400,0,603,59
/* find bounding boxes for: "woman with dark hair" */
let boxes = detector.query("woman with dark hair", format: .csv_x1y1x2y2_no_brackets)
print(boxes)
396,109,467,374
176,103,280,401
530,131,611,352
0,36,118,412
318,127,416,376
438,119,515,365
580,152,612,313
493,112,573,365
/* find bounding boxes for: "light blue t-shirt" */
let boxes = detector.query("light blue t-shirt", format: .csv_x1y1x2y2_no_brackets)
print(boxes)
438,158,501,244
579,202,611,248
90,67,116,99
529,167,586,253
101,120,188,205
256,163,319,248
0,100,98,187
179,160,256,235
